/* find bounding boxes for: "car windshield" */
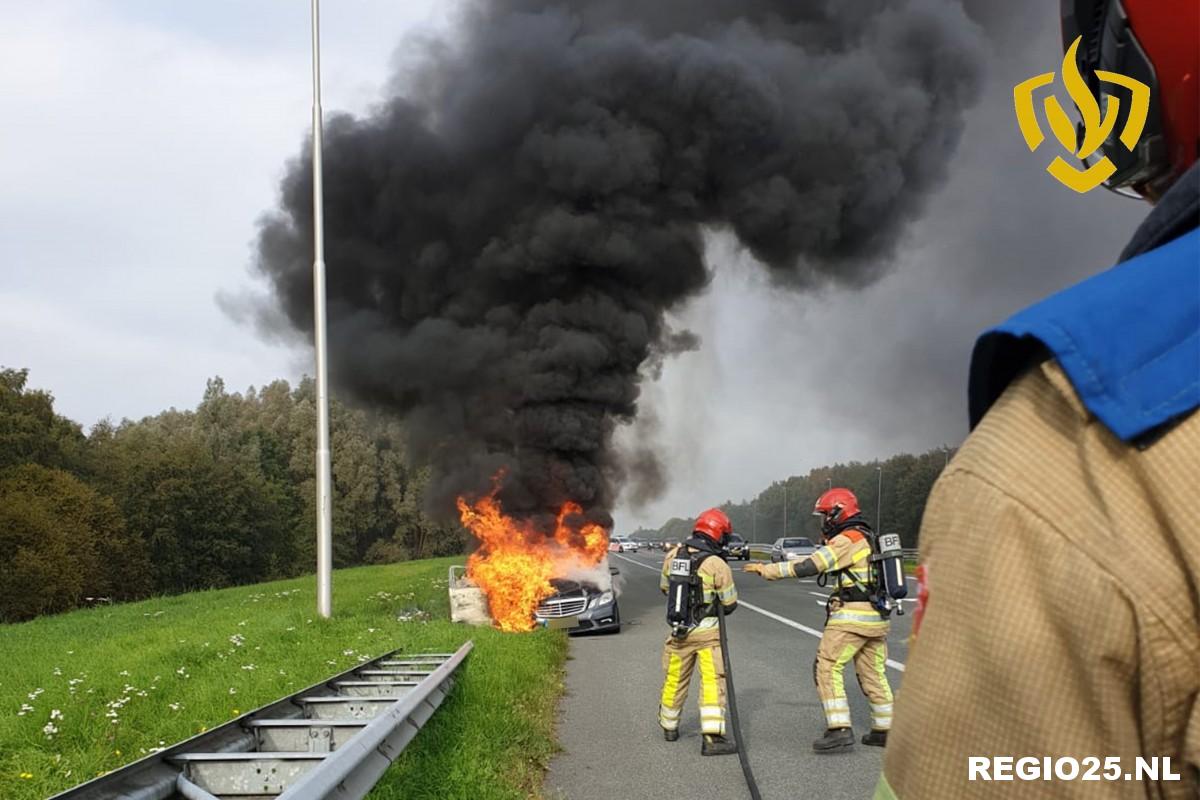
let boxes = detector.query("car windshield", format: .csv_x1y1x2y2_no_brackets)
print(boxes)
782,538,811,548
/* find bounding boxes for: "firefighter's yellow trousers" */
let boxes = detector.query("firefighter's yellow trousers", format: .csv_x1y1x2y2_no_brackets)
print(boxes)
816,627,893,731
659,633,726,736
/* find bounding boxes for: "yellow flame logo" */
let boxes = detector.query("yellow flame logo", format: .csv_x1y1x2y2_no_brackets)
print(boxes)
1013,36,1150,193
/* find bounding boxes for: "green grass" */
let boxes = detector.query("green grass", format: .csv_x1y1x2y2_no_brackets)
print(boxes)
0,558,568,800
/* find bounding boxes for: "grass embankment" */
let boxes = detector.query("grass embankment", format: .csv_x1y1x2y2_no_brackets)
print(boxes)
0,557,567,800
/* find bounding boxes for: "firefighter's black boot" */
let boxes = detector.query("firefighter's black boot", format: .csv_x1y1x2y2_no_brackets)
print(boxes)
663,727,679,742
861,729,888,747
812,727,855,752
701,734,738,756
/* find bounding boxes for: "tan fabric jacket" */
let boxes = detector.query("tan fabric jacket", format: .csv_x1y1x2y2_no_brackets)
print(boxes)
879,360,1200,798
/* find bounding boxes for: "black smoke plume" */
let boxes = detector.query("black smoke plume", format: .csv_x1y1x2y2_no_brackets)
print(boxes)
255,0,985,529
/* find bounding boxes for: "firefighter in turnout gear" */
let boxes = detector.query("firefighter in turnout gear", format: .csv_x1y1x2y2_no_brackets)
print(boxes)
879,3,1200,797
746,488,894,752
658,508,739,756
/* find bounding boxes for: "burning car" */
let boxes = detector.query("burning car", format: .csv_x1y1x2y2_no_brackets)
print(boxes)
450,563,621,634
534,565,621,635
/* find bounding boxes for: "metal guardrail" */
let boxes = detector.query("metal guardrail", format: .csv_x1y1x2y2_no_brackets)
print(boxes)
50,642,472,800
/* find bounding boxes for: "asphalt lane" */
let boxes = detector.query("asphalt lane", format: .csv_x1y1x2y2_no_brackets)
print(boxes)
544,549,912,800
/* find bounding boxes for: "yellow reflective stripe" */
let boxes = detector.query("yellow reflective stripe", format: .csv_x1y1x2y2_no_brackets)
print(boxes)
698,648,719,708
693,617,720,630
698,648,724,736
850,546,870,564
830,644,856,698
812,547,837,571
822,698,849,711
772,562,793,579
716,584,736,600
875,646,894,701
660,654,683,708
873,775,901,800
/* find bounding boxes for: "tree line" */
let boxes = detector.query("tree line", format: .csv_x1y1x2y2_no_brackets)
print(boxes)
644,447,955,548
0,368,462,622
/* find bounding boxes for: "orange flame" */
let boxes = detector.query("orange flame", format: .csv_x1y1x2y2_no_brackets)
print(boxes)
457,488,608,632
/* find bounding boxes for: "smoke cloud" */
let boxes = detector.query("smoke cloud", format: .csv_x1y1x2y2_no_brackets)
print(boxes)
255,0,985,529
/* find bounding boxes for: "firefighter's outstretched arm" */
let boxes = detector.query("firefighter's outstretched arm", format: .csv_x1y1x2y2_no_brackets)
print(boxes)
745,558,818,580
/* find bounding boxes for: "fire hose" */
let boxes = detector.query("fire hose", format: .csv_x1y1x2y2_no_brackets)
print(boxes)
716,600,763,800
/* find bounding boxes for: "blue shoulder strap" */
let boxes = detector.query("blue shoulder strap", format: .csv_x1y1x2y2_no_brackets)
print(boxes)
969,227,1200,442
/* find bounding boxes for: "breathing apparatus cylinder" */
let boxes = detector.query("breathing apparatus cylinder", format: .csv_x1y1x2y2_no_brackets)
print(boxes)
665,552,699,637
871,532,908,613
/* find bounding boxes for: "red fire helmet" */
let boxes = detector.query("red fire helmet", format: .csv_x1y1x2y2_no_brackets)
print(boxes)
813,488,860,526
1062,0,1199,196
693,508,732,543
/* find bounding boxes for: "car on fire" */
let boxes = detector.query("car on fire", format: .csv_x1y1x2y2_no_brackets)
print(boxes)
770,536,817,562
533,565,621,635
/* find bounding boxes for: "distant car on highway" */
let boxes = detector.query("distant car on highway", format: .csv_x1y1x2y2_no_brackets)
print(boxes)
770,537,816,562
725,533,751,561
608,536,639,553
534,566,621,635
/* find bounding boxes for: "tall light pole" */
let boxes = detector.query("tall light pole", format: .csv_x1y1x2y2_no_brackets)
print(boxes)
782,482,788,536
826,477,832,490
751,500,757,541
943,446,952,469
875,466,883,532
311,0,333,619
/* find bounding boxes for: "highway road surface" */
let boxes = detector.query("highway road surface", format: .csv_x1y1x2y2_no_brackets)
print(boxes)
544,548,915,800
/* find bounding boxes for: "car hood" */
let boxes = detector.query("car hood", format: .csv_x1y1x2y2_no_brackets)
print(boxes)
546,578,602,600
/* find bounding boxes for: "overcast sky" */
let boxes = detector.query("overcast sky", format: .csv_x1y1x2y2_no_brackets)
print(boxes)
2,1,1146,533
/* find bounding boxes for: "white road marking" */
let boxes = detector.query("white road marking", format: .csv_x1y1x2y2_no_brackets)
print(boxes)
610,552,906,673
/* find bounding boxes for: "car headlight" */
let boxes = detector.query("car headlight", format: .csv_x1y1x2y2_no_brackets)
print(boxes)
589,590,614,609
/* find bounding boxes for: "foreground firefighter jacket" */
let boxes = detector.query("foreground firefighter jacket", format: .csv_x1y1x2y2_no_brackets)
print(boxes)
878,164,1200,799
658,543,737,737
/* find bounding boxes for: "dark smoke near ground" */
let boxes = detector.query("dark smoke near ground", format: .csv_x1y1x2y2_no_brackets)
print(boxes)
255,0,985,529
